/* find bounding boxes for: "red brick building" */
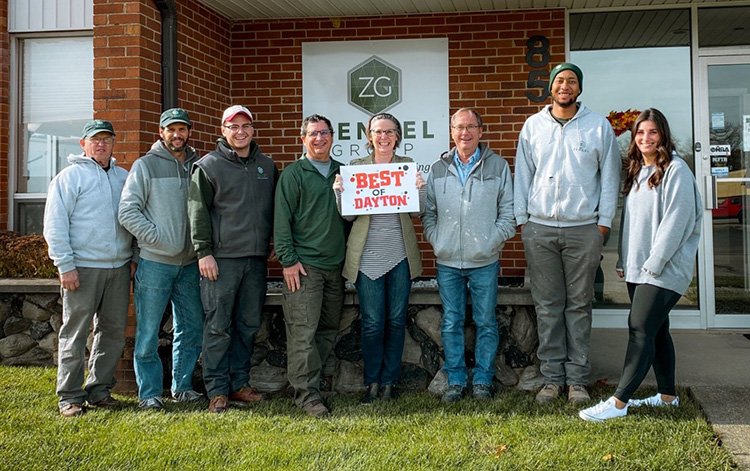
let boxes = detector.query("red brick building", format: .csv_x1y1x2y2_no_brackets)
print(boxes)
3,1,750,339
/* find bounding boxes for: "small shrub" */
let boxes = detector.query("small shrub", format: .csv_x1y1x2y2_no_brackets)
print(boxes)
0,231,57,278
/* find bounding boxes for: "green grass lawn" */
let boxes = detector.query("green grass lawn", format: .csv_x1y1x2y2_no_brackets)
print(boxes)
0,366,735,471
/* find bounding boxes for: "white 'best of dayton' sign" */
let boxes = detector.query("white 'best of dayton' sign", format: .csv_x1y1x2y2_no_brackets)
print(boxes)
301,38,449,176
339,163,419,216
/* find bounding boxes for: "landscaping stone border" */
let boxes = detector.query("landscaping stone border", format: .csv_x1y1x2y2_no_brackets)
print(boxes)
0,279,545,395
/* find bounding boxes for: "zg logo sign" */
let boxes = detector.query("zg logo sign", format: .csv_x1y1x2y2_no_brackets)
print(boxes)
348,56,402,114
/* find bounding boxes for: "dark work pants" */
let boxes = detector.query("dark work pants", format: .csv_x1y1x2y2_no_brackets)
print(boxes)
282,264,344,407
614,283,682,402
201,256,267,399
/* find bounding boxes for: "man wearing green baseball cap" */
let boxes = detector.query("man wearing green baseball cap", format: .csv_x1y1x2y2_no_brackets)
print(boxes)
44,120,134,417
119,108,205,410
514,62,621,405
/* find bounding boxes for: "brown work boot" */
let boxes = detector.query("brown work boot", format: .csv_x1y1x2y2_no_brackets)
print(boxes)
535,383,561,404
60,403,85,418
568,384,591,404
208,395,228,413
90,396,121,409
229,386,265,403
302,399,330,418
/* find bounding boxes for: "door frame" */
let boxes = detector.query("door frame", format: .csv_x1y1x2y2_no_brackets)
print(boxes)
694,49,750,329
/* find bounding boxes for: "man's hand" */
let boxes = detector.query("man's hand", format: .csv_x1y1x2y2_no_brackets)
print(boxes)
60,269,80,291
332,174,344,192
130,261,138,279
416,171,426,189
597,225,609,238
199,255,219,281
283,262,307,292
518,224,524,232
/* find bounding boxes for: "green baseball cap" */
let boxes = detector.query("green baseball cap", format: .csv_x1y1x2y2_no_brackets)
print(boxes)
549,62,583,93
160,108,192,128
82,120,115,139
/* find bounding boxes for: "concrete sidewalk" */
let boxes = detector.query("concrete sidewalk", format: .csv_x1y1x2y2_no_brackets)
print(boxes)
589,329,750,469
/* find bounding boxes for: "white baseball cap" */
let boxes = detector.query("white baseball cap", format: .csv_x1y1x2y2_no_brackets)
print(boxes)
222,105,253,124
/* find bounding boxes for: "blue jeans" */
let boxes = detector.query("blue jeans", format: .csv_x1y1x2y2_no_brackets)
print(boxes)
134,259,204,400
436,261,499,387
355,259,411,386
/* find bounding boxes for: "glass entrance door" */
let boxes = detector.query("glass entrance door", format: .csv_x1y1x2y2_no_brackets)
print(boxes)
697,54,750,328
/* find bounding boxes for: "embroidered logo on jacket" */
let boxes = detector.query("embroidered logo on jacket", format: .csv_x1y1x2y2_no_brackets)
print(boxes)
572,141,589,153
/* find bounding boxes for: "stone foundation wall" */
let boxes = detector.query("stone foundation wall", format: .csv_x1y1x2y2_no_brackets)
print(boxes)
0,292,60,367
249,302,545,395
0,281,544,395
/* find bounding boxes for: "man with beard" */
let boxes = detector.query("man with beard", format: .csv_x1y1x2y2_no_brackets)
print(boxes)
514,63,620,405
119,108,205,410
188,105,278,413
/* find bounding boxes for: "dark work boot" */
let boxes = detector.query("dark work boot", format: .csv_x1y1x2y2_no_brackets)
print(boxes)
360,383,380,405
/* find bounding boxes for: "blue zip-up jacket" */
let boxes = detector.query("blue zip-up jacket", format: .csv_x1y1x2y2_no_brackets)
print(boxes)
514,103,621,228
421,143,516,269
43,154,133,274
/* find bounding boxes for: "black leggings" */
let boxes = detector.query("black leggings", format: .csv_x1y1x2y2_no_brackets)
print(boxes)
614,283,682,402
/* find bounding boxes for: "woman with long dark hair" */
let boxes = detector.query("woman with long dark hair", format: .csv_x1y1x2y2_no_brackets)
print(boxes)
579,108,702,422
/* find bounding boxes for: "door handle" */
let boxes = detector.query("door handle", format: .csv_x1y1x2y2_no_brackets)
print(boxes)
705,175,717,210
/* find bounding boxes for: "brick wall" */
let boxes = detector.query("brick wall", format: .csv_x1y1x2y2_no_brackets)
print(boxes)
0,1,9,231
229,10,566,278
92,2,568,282
96,0,232,393
92,0,231,167
6,1,563,393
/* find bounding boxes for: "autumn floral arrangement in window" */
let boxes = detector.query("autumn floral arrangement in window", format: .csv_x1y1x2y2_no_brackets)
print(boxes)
606,109,642,137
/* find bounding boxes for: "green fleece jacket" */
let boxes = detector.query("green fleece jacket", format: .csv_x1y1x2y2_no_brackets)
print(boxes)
273,155,345,271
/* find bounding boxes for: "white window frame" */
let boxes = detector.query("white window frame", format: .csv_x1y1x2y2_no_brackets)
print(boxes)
9,31,93,233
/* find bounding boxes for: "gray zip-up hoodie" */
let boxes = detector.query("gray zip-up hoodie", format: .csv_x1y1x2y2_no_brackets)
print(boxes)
619,156,702,294
44,154,133,274
421,143,516,269
118,141,199,266
514,103,621,228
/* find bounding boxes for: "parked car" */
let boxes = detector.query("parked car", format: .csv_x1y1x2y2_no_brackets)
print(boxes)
713,196,745,223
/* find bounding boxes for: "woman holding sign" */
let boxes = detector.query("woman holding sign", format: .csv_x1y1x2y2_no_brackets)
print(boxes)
333,113,426,404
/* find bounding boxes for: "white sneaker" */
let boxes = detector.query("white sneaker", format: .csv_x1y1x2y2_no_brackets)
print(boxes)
628,393,679,408
578,397,628,422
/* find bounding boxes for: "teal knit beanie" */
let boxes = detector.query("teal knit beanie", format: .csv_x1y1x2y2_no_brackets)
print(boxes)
549,63,583,93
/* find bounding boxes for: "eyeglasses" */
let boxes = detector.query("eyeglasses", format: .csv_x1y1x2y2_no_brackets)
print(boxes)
87,137,114,145
223,123,254,133
452,125,481,133
371,129,396,137
306,130,332,138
